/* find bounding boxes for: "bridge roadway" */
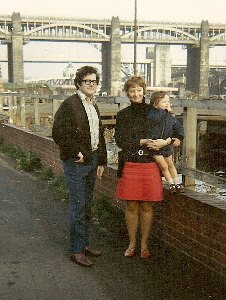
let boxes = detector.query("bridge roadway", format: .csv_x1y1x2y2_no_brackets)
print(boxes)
0,14,226,45
0,152,225,299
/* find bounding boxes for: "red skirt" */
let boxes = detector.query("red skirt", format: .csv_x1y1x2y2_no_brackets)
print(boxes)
116,162,163,201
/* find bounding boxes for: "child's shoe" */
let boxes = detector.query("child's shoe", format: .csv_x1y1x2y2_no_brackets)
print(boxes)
169,184,177,193
175,184,184,193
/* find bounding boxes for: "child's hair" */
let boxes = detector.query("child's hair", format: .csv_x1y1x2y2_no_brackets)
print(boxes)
150,91,167,107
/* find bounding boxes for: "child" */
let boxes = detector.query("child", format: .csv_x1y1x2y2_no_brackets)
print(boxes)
147,91,185,192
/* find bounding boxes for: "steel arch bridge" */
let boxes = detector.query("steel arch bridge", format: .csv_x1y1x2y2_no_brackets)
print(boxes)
0,15,226,45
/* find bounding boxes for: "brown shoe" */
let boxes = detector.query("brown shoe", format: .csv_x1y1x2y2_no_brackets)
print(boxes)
85,247,102,257
140,249,150,259
71,254,93,267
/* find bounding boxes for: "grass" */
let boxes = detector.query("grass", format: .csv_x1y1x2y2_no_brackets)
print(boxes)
92,195,126,235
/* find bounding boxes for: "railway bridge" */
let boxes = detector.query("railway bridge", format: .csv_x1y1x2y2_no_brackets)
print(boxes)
0,13,226,97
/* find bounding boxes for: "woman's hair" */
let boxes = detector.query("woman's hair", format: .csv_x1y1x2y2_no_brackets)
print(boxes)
74,65,100,89
124,76,146,95
150,91,167,106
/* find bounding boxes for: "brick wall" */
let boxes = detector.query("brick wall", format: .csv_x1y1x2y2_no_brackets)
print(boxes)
0,122,225,277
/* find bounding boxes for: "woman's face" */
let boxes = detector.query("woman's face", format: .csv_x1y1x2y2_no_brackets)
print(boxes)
127,84,144,103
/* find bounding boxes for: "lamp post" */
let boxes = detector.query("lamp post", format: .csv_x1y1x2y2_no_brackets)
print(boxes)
134,0,137,75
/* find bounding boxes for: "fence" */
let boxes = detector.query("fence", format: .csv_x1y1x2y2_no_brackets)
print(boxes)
0,92,225,188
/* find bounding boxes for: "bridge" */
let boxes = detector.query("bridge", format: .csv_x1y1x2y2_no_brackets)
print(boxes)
0,13,226,97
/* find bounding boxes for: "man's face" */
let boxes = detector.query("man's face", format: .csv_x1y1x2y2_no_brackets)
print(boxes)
78,73,98,97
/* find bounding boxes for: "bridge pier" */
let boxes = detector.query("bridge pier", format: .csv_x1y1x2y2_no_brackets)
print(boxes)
101,42,111,94
7,13,24,84
153,45,171,86
109,17,121,96
101,17,121,96
186,20,210,98
199,20,210,98
186,46,200,94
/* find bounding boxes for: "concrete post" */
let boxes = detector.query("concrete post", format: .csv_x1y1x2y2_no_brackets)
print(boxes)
34,98,40,125
0,65,4,91
0,95,3,113
52,99,61,118
199,20,210,99
8,96,13,124
20,97,26,127
183,105,197,189
8,13,24,83
178,83,185,98
110,17,121,96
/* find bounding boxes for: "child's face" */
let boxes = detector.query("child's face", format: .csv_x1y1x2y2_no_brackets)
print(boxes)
154,95,171,111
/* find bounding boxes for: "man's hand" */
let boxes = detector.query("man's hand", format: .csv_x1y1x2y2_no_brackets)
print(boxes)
97,166,104,179
75,152,84,163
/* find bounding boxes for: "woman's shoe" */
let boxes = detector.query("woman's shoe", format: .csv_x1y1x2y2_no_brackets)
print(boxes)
140,249,150,259
124,247,136,258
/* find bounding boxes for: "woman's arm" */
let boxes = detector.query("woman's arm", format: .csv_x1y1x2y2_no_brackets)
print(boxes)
144,137,172,150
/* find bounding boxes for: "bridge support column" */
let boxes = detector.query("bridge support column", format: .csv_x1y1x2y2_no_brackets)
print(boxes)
101,42,111,95
109,17,121,96
153,45,171,87
7,13,24,83
186,46,200,94
199,20,210,98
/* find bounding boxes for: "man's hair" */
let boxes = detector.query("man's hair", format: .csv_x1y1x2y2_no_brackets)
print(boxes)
150,91,167,106
124,76,146,95
74,65,100,89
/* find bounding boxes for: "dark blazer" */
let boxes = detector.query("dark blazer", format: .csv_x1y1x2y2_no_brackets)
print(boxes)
52,94,107,166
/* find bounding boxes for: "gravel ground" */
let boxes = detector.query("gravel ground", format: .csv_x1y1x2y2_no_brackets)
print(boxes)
0,152,225,300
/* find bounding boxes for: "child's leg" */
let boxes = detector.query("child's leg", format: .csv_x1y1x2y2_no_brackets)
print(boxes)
164,155,180,184
154,155,173,183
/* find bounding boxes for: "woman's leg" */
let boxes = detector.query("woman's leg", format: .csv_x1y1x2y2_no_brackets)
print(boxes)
125,200,139,248
140,202,153,250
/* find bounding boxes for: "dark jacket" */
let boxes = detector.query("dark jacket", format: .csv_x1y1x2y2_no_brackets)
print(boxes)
147,108,184,141
52,94,107,166
147,108,184,156
115,101,154,176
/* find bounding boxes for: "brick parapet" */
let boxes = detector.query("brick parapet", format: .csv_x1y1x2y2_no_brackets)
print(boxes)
0,123,225,277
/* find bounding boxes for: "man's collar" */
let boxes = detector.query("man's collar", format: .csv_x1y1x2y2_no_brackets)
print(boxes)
77,90,96,104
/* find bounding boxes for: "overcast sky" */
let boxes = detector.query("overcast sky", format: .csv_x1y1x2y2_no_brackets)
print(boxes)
1,0,226,24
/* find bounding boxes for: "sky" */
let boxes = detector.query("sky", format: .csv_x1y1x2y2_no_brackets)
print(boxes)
0,0,226,80
1,0,226,23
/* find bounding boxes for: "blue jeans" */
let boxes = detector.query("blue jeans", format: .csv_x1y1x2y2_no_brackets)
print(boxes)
63,152,98,254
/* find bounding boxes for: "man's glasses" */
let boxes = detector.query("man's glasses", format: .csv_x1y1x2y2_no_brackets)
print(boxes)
82,80,98,85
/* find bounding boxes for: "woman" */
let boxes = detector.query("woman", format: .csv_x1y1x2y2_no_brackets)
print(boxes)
115,76,172,259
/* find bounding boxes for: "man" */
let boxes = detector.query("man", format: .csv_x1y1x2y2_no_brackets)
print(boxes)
52,66,107,267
